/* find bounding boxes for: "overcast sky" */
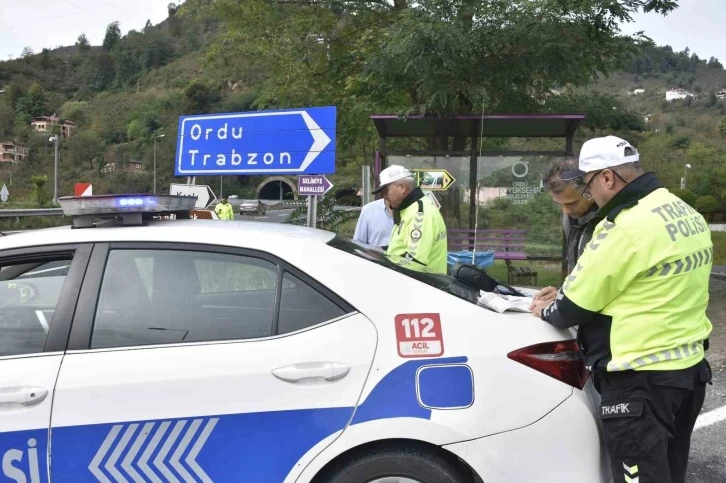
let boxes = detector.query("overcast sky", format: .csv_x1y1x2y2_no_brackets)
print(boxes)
620,0,725,62
0,0,176,60
0,0,722,62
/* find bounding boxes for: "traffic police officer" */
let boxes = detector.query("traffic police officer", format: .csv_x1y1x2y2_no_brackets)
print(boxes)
373,165,448,274
214,196,234,221
531,136,713,483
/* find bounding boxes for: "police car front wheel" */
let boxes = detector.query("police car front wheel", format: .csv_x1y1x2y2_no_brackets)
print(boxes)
318,446,469,483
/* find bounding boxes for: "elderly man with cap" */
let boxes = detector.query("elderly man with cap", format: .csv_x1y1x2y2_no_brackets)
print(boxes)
531,136,713,483
373,165,448,274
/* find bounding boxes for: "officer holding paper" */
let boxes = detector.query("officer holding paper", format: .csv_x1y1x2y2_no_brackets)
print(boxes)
532,136,713,483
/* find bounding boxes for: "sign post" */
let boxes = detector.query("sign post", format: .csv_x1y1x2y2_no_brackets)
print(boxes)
170,183,217,209
0,184,8,203
297,175,333,228
362,166,371,206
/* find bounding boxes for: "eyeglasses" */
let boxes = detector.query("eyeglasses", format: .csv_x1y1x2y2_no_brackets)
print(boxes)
577,168,631,200
579,171,603,200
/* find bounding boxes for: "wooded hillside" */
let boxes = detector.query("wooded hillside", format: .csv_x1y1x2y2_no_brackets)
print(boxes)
0,0,724,215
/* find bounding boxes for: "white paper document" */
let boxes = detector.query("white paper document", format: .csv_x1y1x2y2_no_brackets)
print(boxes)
477,292,534,314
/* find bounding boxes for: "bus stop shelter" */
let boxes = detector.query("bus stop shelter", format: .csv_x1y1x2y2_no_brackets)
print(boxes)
370,113,585,279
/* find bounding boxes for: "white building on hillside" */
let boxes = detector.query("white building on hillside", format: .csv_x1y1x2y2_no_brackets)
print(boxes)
632,88,645,95
666,88,694,101
716,89,726,100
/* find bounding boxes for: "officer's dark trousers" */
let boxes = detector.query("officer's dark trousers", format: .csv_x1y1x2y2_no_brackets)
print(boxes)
595,359,712,483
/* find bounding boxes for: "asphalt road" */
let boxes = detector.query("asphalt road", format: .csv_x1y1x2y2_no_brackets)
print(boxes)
687,276,726,482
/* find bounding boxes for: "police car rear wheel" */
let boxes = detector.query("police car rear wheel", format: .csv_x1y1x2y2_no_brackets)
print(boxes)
319,446,468,483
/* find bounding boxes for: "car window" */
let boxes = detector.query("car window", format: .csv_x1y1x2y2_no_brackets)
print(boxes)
91,249,279,349
277,272,347,335
327,236,479,304
0,258,72,356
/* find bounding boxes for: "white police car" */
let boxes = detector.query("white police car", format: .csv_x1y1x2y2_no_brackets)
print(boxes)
0,195,610,483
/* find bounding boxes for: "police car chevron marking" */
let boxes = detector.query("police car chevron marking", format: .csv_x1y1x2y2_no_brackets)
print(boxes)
88,418,218,483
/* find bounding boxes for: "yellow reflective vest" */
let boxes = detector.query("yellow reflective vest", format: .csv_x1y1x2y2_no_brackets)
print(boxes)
386,188,448,274
542,173,713,373
215,202,234,220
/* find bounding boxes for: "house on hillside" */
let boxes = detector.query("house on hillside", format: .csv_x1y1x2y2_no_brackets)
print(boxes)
717,89,726,100
665,88,694,101
31,114,76,139
102,160,145,174
0,142,29,162
632,88,645,95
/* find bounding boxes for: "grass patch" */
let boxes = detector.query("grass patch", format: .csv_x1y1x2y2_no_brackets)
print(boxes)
713,232,726,265
526,243,561,257
485,260,564,289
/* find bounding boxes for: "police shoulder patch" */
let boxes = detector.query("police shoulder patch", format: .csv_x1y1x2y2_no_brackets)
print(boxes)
411,229,422,240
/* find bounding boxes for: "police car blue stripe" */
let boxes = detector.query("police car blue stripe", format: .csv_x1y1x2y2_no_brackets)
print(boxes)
3,356,469,483
0,428,48,483
351,356,467,424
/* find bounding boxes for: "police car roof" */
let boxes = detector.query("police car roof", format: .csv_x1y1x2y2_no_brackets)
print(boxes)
0,220,337,252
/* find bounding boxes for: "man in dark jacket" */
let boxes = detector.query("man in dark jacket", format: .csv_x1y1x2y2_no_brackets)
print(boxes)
530,158,602,308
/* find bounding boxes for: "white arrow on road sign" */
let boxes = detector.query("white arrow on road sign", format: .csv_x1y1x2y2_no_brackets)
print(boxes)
0,184,8,203
299,111,332,172
170,184,217,209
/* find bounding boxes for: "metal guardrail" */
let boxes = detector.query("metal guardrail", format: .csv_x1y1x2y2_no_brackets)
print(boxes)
0,208,64,218
266,201,306,211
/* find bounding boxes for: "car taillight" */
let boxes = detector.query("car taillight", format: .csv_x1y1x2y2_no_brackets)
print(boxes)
507,340,590,390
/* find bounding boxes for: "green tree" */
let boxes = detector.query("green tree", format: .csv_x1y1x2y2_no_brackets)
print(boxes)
671,188,696,207
167,2,182,37
76,33,91,54
183,81,220,114
0,103,14,139
6,84,25,111
102,21,122,51
722,189,726,205
208,0,679,154
126,119,147,142
66,131,104,170
695,195,719,218
94,53,116,91
672,135,691,149
708,57,724,69
21,46,34,58
12,113,33,143
15,82,48,117
31,175,50,207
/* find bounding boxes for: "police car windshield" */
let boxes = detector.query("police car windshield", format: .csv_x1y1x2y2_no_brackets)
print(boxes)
327,236,478,304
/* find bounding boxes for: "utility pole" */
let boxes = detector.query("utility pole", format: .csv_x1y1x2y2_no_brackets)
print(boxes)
153,133,165,194
51,135,60,204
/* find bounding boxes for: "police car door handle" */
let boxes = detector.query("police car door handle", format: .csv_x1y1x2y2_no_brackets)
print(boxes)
272,362,350,383
0,387,48,407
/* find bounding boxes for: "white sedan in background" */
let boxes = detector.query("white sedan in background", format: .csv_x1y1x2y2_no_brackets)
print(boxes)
0,194,610,483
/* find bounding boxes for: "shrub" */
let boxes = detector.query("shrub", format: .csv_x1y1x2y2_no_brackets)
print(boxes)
672,188,696,207
695,195,719,214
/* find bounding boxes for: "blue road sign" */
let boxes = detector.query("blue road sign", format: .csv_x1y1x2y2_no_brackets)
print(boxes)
175,106,336,176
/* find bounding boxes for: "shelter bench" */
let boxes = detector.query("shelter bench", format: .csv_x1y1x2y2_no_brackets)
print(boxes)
447,229,538,286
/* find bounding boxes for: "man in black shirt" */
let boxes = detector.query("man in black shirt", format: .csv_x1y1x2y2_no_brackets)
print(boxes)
530,157,602,307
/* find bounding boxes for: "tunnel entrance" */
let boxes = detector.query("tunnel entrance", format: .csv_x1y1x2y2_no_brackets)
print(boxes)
256,177,296,200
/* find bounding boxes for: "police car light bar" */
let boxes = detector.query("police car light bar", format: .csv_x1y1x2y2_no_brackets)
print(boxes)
58,194,198,228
